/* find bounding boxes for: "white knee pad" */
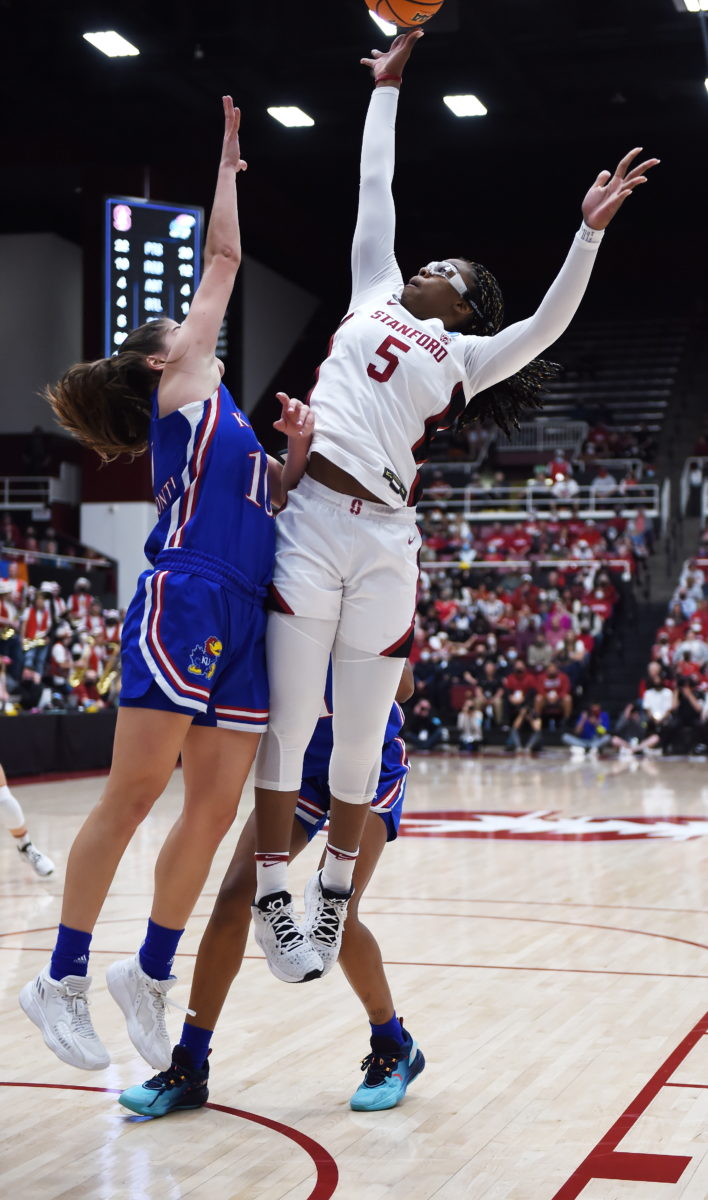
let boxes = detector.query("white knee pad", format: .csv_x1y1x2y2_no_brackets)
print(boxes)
0,786,25,830
254,612,338,791
329,640,405,805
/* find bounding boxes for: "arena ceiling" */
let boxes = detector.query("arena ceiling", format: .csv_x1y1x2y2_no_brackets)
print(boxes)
1,0,706,307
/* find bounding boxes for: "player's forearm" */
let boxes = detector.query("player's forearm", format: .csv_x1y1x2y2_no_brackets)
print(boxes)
204,164,241,271
466,224,604,395
351,86,399,289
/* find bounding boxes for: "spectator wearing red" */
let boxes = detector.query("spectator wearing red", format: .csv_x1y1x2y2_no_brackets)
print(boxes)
68,577,93,627
533,662,572,723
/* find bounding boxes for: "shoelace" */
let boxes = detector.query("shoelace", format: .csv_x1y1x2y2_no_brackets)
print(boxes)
60,983,99,1041
265,902,307,950
22,845,42,866
145,1065,189,1093
144,976,196,1020
360,1049,401,1087
312,896,347,947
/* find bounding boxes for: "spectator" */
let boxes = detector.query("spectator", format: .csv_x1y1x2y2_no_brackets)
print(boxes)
641,679,675,728
475,660,504,728
502,658,536,725
533,662,573,724
528,632,553,671
590,466,617,497
457,697,483,754
405,698,444,753
562,704,611,756
612,703,660,756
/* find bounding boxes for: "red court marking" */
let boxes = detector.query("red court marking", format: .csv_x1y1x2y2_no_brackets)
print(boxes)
551,1010,708,1199
665,1082,708,1089
4,945,707,982
5,911,708,957
0,1082,338,1200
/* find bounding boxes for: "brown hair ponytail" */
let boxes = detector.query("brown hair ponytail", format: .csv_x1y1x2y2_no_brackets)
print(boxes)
44,319,172,461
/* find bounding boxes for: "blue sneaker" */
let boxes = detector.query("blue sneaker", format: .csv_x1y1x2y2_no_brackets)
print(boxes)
350,1026,425,1111
118,1044,209,1117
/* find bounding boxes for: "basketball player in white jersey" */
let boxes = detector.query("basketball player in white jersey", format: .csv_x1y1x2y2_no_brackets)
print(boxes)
251,31,659,981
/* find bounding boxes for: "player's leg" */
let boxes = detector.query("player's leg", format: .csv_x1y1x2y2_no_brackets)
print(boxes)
106,722,260,1070
341,808,424,1111
302,637,404,971
19,706,191,1070
252,610,336,981
0,761,54,876
118,809,311,1116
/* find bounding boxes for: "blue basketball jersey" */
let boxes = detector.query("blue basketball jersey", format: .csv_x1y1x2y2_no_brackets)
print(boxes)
302,663,405,779
145,383,275,590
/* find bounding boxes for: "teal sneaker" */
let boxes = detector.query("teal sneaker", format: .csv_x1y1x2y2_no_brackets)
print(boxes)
350,1027,425,1112
118,1044,209,1117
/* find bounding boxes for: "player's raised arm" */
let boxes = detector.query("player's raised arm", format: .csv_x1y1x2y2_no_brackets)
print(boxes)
462,148,660,423
350,32,423,307
158,96,248,415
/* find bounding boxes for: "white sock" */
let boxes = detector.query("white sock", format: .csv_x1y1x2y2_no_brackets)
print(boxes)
0,784,24,830
321,843,358,894
254,853,289,903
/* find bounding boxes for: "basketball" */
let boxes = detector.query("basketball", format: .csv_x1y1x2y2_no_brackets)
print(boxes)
364,0,445,29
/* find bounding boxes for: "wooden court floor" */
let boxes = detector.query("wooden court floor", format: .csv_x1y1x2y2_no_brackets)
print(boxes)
1,751,708,1199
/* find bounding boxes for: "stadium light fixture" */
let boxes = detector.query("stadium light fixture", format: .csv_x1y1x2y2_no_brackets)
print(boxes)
83,31,140,57
267,106,315,128
443,94,488,117
672,1,708,11
369,11,398,36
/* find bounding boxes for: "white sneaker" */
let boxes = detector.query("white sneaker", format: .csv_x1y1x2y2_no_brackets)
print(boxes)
18,842,55,876
302,870,353,976
251,891,323,983
19,966,110,1070
106,954,175,1070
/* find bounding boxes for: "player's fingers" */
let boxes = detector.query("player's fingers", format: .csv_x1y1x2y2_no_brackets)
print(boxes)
614,147,643,178
625,157,659,180
593,170,611,188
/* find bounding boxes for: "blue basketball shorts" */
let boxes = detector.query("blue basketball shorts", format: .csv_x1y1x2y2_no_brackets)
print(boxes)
295,733,409,843
120,564,268,733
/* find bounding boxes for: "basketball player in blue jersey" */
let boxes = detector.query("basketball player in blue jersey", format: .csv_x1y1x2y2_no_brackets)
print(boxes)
251,31,659,982
19,97,317,1074
118,662,424,1117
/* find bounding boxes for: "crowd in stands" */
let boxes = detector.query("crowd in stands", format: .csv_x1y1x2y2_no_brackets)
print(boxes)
0,571,121,713
629,547,708,757
405,550,626,755
1,512,102,567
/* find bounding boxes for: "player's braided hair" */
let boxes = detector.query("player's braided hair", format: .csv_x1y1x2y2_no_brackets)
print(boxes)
458,261,561,437
44,320,171,461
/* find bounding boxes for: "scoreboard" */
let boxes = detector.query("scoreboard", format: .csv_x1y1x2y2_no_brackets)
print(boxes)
104,197,203,356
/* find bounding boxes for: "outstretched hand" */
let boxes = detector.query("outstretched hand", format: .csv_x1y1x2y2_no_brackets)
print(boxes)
360,30,424,84
273,392,314,440
582,148,659,230
221,96,247,173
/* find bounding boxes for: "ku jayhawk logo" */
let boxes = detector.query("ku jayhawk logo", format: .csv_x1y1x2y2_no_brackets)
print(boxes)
188,635,223,680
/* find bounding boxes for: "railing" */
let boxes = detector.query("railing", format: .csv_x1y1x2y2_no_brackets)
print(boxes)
420,558,633,581
498,420,588,455
679,457,708,517
418,483,662,521
0,464,81,510
0,543,112,570
590,458,645,478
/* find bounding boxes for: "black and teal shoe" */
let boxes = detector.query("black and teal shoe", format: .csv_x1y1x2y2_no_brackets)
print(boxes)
118,1044,209,1117
350,1026,425,1112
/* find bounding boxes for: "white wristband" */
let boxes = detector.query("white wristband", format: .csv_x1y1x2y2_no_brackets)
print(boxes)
577,221,604,245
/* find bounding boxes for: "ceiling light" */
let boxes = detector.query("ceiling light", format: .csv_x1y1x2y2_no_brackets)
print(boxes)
83,31,140,57
705,76,708,91
369,11,398,36
267,106,315,128
672,1,708,11
443,94,488,118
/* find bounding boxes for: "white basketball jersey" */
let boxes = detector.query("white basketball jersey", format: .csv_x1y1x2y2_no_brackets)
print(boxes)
310,294,470,507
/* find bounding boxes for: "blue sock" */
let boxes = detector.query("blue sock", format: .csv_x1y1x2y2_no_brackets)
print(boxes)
371,1013,404,1044
50,924,92,980
138,918,184,981
179,1022,213,1069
